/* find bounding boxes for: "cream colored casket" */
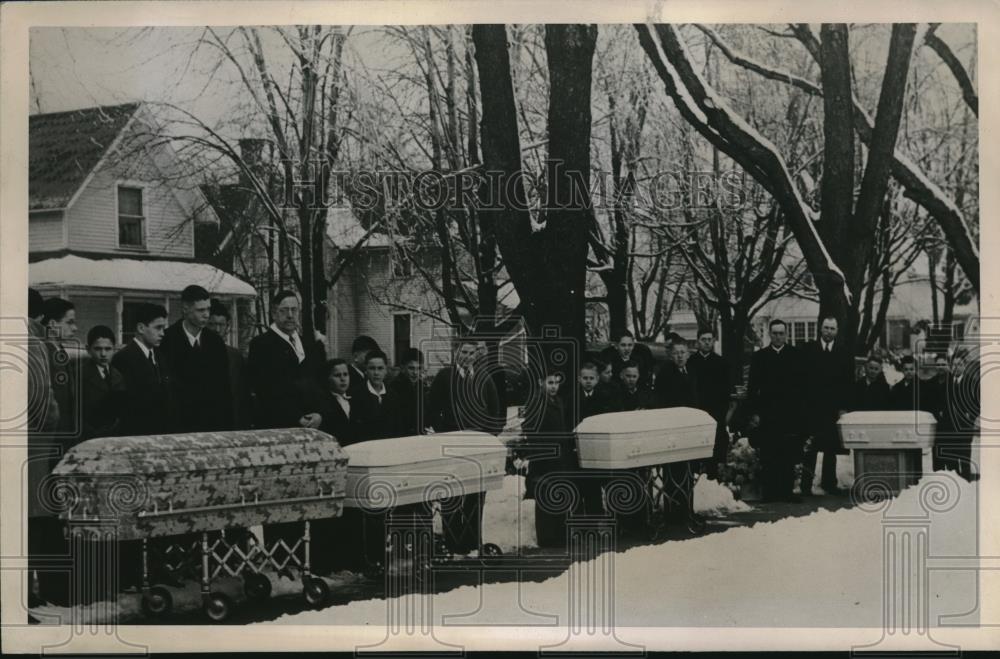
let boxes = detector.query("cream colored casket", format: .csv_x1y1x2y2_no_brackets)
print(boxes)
575,407,716,470
837,411,936,449
342,431,506,509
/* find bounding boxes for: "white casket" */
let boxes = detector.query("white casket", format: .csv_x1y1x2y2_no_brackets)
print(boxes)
575,407,716,470
342,431,506,509
837,411,936,449
838,411,937,495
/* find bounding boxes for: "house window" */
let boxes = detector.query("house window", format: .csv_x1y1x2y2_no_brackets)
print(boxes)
888,319,911,350
392,252,413,277
393,313,412,365
118,186,145,248
791,321,817,346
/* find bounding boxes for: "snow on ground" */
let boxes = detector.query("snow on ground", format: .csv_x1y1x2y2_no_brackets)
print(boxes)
270,472,978,629
693,476,751,515
482,474,537,550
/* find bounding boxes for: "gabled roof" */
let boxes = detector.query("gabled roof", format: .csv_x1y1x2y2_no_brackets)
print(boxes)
29,103,141,211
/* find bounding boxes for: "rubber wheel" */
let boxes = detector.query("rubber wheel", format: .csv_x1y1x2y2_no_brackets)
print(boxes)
244,573,272,600
303,577,329,607
362,561,385,580
686,513,706,535
481,543,502,558
141,586,173,617
204,593,232,622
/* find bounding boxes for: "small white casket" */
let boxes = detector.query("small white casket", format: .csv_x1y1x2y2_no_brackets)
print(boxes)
343,431,507,509
575,407,716,470
837,411,936,450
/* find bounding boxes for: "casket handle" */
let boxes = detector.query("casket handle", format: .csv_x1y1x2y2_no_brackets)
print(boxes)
153,491,175,514
239,483,261,504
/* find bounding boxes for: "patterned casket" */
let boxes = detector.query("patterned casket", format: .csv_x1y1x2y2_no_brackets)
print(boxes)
575,407,716,469
343,431,506,509
50,428,348,541
838,411,936,449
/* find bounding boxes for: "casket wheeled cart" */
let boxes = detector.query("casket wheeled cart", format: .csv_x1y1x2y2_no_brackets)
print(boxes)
576,408,716,539
343,431,507,575
51,428,348,621
838,410,936,498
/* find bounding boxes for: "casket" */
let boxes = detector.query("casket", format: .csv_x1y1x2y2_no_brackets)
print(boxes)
343,431,506,509
50,428,348,541
837,411,936,449
575,407,716,469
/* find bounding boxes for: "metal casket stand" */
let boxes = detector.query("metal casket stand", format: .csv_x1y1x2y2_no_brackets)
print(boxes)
51,428,348,621
342,431,507,578
576,408,717,539
838,411,936,499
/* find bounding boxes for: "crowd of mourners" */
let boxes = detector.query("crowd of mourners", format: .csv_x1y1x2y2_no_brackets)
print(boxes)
24,285,981,607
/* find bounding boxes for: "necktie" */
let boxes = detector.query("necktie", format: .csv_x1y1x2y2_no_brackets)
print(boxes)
681,367,687,376
100,366,107,380
193,337,200,349
289,333,305,362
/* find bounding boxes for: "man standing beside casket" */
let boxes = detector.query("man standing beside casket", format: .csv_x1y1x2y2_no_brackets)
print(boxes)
746,319,807,503
248,290,327,430
160,285,232,432
686,328,731,479
426,338,504,555
800,316,853,496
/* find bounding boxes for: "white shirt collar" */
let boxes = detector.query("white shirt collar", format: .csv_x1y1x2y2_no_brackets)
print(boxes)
771,344,785,354
458,364,473,378
270,322,296,342
133,337,153,360
184,324,202,347
367,380,387,397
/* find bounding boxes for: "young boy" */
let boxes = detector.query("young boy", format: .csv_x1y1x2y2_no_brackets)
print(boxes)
81,325,126,440
319,358,357,444
111,303,171,436
352,349,395,441
619,362,653,411
525,369,577,549
389,347,427,438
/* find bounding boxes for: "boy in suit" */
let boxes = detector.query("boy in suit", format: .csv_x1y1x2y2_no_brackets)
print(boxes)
347,335,380,400
389,347,428,438
111,303,171,437
654,341,699,409
319,358,357,444
526,369,576,548
618,362,654,411
81,325,126,440
351,349,395,441
853,356,891,411
160,285,232,432
688,328,731,480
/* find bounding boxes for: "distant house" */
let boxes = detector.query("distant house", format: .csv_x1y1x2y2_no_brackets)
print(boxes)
324,207,525,373
28,103,256,346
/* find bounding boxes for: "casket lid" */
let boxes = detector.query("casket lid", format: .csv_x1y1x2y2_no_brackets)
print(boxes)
575,407,714,434
838,411,937,426
52,428,344,476
344,431,504,468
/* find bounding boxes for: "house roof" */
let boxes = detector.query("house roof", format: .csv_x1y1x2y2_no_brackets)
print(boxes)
325,206,391,248
29,103,141,211
30,254,256,297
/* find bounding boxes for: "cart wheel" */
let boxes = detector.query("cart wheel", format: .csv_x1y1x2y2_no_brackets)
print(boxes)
481,543,503,558
433,536,450,558
204,593,233,622
244,573,272,600
141,586,173,617
303,577,329,607
686,513,706,535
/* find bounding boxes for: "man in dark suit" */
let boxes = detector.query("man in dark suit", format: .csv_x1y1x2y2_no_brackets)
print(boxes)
600,331,654,392
247,290,328,551
687,328,731,479
160,286,233,433
111,303,172,436
347,335,380,401
247,290,327,430
574,361,620,423
800,316,853,496
924,353,951,426
853,355,891,411
618,362,654,411
936,349,979,481
41,298,80,446
80,325,126,440
889,355,926,411
208,299,252,430
746,319,807,503
654,341,699,409
427,338,504,555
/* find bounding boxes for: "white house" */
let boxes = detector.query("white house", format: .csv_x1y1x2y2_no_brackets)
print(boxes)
28,103,256,345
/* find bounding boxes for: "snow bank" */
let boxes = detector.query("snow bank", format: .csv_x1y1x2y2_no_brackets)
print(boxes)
693,476,751,516
482,474,537,551
270,473,978,628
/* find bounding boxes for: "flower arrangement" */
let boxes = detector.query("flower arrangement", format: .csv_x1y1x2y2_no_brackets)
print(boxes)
717,435,762,499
